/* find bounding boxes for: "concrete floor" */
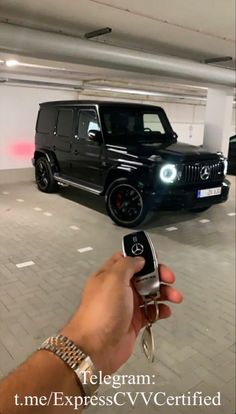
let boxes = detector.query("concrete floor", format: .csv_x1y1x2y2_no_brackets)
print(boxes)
0,176,235,414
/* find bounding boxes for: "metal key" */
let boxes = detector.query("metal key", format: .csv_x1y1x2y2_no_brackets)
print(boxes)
141,297,159,363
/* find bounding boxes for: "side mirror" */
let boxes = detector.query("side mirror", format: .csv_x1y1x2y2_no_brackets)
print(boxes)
88,130,102,143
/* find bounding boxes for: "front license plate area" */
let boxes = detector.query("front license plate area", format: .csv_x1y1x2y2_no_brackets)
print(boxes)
197,187,222,198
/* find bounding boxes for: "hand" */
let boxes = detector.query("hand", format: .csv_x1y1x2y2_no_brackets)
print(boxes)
61,252,183,375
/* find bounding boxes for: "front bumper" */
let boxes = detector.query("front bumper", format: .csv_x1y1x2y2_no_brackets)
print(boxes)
149,179,230,210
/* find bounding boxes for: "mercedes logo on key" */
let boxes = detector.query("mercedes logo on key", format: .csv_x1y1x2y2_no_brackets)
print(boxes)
200,165,210,181
131,243,144,256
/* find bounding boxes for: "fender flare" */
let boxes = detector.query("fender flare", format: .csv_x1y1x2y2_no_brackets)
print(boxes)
33,150,59,171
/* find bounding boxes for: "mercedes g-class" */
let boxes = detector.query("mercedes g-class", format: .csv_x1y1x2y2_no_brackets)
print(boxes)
33,101,230,227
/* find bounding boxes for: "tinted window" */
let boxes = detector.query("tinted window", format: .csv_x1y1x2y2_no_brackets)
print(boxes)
37,109,57,133
57,109,74,137
100,107,172,145
78,110,100,139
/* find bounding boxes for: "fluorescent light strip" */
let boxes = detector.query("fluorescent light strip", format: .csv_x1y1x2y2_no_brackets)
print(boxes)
85,85,208,101
6,60,19,67
86,85,236,103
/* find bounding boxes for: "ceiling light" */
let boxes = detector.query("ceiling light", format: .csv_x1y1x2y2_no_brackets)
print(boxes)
85,27,112,39
5,60,19,67
204,56,232,64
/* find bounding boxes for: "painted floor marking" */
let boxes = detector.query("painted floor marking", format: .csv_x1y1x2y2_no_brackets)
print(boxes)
16,261,35,268
165,226,178,231
34,207,43,211
16,198,24,202
77,247,93,253
70,225,80,230
43,212,52,216
227,212,236,216
199,219,210,223
2,191,9,195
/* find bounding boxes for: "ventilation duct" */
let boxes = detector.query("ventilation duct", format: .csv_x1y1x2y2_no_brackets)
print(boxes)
0,22,235,87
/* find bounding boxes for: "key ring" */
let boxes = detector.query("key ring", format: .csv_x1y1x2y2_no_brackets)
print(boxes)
143,296,159,325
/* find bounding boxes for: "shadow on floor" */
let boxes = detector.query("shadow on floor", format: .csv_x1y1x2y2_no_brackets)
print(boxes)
58,186,203,229
58,186,107,216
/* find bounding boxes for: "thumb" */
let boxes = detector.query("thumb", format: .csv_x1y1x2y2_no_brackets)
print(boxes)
112,256,145,282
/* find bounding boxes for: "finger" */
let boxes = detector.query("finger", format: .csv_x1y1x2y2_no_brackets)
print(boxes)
158,304,172,320
112,256,145,283
140,303,172,327
158,285,184,303
97,251,123,273
159,264,176,284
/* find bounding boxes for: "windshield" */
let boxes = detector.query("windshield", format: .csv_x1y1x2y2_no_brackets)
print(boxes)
99,106,174,145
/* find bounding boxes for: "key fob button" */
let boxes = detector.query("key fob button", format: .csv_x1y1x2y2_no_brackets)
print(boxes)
123,231,156,277
122,231,160,297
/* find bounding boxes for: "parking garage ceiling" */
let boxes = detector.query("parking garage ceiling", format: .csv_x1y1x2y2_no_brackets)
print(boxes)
0,0,235,97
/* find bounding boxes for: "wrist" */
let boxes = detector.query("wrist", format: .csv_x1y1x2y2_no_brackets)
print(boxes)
60,321,107,374
39,334,100,404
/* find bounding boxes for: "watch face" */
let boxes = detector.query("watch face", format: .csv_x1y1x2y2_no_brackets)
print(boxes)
123,231,156,277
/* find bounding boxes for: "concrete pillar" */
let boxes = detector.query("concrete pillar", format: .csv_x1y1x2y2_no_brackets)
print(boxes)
203,88,234,156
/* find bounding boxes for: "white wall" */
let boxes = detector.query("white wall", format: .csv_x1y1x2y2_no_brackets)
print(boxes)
0,85,235,171
159,101,206,146
0,85,77,170
168,103,235,146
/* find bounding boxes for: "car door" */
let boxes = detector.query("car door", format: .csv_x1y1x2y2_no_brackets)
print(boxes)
228,136,236,173
70,107,103,186
53,108,75,174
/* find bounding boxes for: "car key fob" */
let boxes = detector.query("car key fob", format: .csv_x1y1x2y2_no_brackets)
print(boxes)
122,231,160,297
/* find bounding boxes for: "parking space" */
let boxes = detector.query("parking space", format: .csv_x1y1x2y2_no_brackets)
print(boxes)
0,176,235,413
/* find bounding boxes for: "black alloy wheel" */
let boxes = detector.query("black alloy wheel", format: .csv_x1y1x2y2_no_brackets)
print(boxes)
106,181,148,227
35,157,57,193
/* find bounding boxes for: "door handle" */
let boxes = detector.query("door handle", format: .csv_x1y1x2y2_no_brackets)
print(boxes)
74,149,79,155
53,145,56,151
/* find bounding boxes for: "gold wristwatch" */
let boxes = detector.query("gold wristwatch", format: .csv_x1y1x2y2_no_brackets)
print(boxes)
39,334,99,398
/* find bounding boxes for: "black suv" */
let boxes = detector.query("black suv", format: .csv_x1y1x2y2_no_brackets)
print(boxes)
33,101,230,227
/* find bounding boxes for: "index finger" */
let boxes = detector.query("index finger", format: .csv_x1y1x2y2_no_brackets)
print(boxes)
97,251,123,274
159,264,176,284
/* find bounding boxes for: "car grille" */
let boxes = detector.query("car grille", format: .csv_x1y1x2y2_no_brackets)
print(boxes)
180,161,224,184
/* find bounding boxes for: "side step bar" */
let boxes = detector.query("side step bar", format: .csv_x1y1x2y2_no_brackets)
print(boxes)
54,174,102,195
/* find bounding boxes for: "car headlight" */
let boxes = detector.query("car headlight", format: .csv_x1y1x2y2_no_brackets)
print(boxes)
223,159,228,175
160,164,177,183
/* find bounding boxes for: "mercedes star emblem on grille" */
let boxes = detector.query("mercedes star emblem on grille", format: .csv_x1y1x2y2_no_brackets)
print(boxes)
200,165,210,180
131,243,144,256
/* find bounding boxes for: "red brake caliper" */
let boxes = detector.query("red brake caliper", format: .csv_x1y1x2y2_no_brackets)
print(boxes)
115,192,123,208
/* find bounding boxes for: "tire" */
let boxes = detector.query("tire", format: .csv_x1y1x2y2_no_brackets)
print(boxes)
35,157,58,193
190,206,211,213
105,179,149,227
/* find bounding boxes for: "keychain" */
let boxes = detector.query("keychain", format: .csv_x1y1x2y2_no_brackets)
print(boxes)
122,231,160,362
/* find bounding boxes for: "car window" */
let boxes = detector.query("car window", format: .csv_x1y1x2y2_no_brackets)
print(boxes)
37,109,57,134
78,110,100,139
57,109,74,137
143,113,165,133
100,107,170,145
230,136,236,144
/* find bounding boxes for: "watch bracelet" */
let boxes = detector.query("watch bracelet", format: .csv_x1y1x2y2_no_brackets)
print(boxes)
39,334,99,398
